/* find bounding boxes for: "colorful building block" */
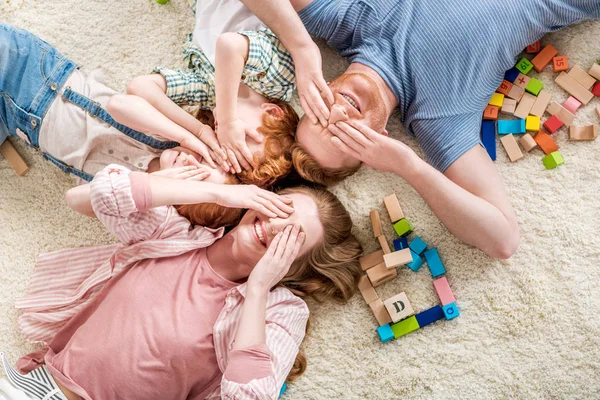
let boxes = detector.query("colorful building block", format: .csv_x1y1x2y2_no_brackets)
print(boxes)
279,382,287,398
384,292,415,323
500,134,524,162
378,235,392,254
589,63,600,80
409,237,427,255
433,276,456,306
519,133,538,152
555,72,594,105
529,90,551,117
553,55,569,72
525,77,543,95
504,67,520,83
543,115,563,135
376,324,394,343
514,73,530,89
546,101,575,126
359,250,384,271
567,65,596,90
393,237,409,251
383,248,413,269
562,96,582,114
542,151,564,170
415,305,445,328
442,302,460,320
483,105,499,120
568,125,598,141
393,219,413,237
390,316,420,338
515,58,533,74
383,194,404,223
481,120,496,161
507,85,525,101
497,80,513,96
534,131,559,155
592,82,600,97
514,93,536,119
358,275,379,304
497,119,526,135
424,248,445,278
369,298,393,325
532,44,558,72
525,116,541,132
526,40,541,54
405,250,423,272
370,210,383,237
366,262,397,287
488,93,504,108
501,98,517,115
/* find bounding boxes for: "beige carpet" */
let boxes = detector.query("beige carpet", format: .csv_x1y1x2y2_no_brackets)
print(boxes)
1,1,600,398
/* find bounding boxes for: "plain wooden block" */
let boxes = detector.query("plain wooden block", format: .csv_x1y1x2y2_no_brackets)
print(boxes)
497,80,513,96
555,72,594,105
568,125,598,141
553,55,569,72
358,275,379,304
383,292,415,323
588,63,600,81
369,298,393,326
359,250,385,271
383,194,404,223
370,210,383,238
378,235,392,254
596,105,600,119
483,105,499,120
513,93,536,119
500,134,524,162
568,65,596,90
530,90,552,117
383,248,413,269
531,44,558,72
0,140,29,176
507,85,525,101
534,130,559,154
366,262,397,287
519,133,538,152
501,98,517,114
546,101,575,126
433,276,456,306
514,73,531,89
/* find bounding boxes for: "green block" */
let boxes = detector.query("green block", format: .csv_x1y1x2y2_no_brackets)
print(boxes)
391,316,420,338
525,77,543,95
393,218,414,237
542,151,564,170
516,58,533,74
156,0,170,3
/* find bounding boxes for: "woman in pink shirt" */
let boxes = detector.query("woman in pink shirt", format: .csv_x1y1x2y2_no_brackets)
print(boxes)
1,164,362,400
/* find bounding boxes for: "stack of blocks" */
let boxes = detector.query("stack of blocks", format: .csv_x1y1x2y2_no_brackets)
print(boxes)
357,194,461,344
481,40,599,171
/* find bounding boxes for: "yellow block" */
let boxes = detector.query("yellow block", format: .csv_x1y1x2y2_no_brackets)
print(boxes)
525,116,541,132
489,93,505,107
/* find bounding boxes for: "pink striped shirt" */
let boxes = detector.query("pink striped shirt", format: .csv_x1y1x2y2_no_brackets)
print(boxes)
15,165,309,399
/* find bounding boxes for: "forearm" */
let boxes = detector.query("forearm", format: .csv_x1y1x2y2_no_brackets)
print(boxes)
65,184,96,218
215,34,247,124
233,285,268,349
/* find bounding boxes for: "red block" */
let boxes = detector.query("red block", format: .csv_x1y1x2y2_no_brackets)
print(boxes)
592,81,600,97
543,115,563,135
526,41,541,54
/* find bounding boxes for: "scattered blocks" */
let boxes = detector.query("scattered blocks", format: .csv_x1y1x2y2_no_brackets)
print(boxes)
507,85,525,101
0,140,29,176
514,73,531,89
383,194,404,223
534,130,559,154
504,67,520,83
501,98,517,115
481,120,496,161
415,305,445,328
546,101,575,126
369,298,393,326
405,250,423,272
384,292,415,323
514,93,536,119
370,210,383,237
589,63,600,80
519,133,538,152
497,119,526,135
553,55,569,72
378,235,392,254
567,65,596,90
390,316,420,338
542,151,564,170
358,275,379,304
409,237,427,255
515,58,533,75
543,115,563,135
383,248,413,269
393,237,409,251
497,80,514,96
562,96,582,114
526,41,541,54
530,90,551,117
555,72,594,105
442,302,460,320
525,77,543,96
433,276,456,306
525,116,541,132
483,105,499,120
531,44,558,72
359,250,385,271
569,125,598,141
424,248,445,278
500,134,524,162
488,93,504,108
376,324,394,343
366,262,397,287
393,219,414,237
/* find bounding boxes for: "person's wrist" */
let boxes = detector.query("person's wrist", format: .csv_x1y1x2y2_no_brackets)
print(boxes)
392,150,426,181
247,280,270,297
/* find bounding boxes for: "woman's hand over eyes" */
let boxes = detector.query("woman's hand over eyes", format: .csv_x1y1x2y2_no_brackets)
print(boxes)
214,185,294,218
150,165,211,181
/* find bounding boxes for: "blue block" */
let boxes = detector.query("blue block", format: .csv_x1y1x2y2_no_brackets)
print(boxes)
497,119,526,135
406,250,423,272
442,302,460,320
279,382,287,397
377,324,395,343
393,237,409,251
415,305,445,327
424,248,445,277
481,120,496,161
504,67,520,83
409,236,427,255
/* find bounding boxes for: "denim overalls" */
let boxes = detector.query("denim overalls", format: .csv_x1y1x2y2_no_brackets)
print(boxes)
0,24,178,181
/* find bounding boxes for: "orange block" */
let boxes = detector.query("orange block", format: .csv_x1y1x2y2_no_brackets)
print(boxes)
531,44,558,72
483,105,499,120
526,41,541,54
553,56,569,72
534,130,559,155
497,80,513,96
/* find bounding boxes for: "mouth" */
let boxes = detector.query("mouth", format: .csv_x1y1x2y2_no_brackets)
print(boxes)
252,216,268,248
340,92,361,112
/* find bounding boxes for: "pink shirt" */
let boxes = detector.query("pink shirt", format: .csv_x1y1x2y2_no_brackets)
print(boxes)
16,165,309,399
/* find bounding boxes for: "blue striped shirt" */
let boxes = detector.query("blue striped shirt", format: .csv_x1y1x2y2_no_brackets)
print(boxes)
299,0,599,171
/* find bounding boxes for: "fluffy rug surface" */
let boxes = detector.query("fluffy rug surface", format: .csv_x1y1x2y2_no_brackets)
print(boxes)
1,1,599,399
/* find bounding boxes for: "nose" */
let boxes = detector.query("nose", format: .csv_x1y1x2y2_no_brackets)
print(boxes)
266,216,293,237
329,104,349,124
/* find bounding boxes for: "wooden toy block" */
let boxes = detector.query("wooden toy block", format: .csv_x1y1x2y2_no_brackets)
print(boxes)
504,67,520,83
0,140,29,176
596,105,600,119
369,210,383,238
442,302,460,320
369,298,393,326
424,248,445,278
567,65,596,90
513,93,536,119
507,85,525,101
525,77,543,96
497,80,513,96
366,262,397,287
359,250,385,271
526,41,541,54
501,98,517,115
358,275,379,304
515,58,533,75
543,115,563,135
592,82,600,97
433,276,456,306
393,219,413,237
588,63,600,81
409,236,427,255
488,93,504,108
531,44,558,72
542,151,564,170
384,292,415,323
393,237,409,251
525,116,541,132
514,73,530,89
519,133,538,152
390,315,420,338
377,235,392,254
546,101,575,126
481,120,496,161
383,194,404,223
497,119,525,135
562,96,582,114
534,130,559,155
376,324,394,343
415,305,445,328
553,55,569,72
555,72,594,105
405,250,423,272
500,134,524,162
530,90,551,117
383,248,413,269
483,105,499,120
568,125,598,141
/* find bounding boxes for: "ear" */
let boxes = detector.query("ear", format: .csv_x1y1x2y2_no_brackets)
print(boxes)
261,103,284,118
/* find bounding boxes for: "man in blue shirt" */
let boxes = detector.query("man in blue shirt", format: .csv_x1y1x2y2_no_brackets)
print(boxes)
242,0,599,259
